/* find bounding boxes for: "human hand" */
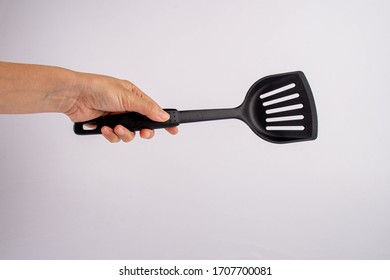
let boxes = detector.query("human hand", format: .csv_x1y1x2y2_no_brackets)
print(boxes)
0,62,176,142
65,73,178,143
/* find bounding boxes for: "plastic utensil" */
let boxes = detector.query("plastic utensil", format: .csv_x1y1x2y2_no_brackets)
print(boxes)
74,71,317,143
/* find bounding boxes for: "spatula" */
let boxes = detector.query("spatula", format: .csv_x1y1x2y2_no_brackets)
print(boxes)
74,71,318,143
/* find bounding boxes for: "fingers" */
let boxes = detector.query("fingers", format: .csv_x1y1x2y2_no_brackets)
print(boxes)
101,125,135,143
165,126,179,135
139,129,155,139
139,127,179,138
121,81,170,123
101,125,179,143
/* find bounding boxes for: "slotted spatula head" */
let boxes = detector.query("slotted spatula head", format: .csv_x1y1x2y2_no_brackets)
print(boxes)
241,71,317,143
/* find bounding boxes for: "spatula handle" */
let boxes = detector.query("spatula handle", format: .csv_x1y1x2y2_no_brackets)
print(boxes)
73,109,180,135
179,108,241,123
73,108,241,135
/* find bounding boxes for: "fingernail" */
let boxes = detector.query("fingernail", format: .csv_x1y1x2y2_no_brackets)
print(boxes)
159,110,170,121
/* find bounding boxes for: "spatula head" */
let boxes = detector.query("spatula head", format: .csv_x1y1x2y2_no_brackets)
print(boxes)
242,71,317,143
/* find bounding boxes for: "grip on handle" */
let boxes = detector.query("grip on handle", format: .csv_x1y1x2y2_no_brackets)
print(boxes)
73,109,180,135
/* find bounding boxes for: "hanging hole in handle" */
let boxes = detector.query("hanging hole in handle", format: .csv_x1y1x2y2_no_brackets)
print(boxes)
83,122,97,130
74,121,101,135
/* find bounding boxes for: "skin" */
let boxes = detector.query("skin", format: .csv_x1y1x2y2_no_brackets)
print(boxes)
0,62,178,142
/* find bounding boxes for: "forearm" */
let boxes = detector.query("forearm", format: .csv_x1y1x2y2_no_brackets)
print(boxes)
0,62,82,114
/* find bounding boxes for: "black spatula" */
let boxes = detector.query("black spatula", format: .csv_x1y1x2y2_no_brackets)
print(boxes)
74,71,318,143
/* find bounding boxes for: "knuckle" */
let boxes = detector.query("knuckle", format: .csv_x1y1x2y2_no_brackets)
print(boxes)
120,79,134,89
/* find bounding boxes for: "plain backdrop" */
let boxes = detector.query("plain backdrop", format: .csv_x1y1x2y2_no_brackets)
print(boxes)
0,0,389,259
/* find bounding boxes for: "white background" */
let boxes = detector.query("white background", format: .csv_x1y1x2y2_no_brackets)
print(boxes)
0,0,389,259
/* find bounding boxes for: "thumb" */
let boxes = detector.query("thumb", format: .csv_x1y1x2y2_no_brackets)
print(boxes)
123,84,170,122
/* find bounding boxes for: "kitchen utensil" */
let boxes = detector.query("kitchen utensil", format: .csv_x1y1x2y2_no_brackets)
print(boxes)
74,71,317,143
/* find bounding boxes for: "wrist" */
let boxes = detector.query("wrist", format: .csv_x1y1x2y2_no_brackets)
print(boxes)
46,67,92,115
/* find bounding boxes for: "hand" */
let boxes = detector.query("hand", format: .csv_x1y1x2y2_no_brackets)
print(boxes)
0,62,178,143
66,73,178,143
